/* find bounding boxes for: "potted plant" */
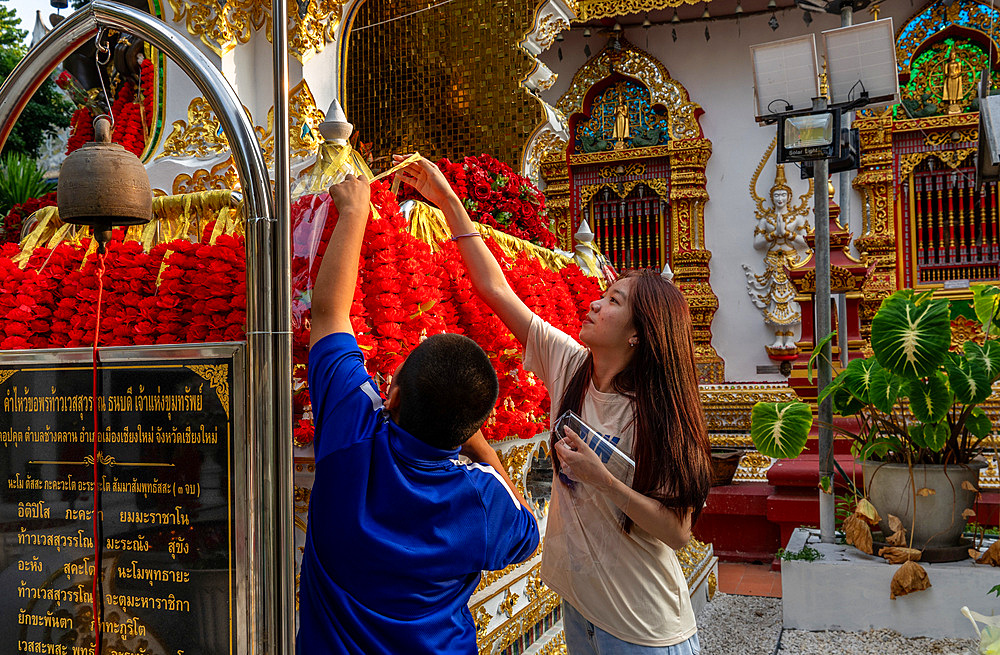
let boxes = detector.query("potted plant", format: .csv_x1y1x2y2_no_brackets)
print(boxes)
750,285,1000,559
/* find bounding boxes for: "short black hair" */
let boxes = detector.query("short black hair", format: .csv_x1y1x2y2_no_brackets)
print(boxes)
394,333,499,449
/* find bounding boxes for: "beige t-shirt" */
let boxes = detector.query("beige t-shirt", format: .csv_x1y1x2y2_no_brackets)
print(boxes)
524,315,697,647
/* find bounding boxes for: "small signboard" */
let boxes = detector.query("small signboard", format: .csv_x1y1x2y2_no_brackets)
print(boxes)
0,344,248,655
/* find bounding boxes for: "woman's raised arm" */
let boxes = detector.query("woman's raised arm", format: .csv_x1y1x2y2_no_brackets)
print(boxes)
395,155,534,346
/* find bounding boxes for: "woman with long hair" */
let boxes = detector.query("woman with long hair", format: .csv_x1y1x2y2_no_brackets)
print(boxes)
396,155,711,655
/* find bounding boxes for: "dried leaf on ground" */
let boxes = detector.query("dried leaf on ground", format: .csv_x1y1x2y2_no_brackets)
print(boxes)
885,514,907,546
962,481,979,493
977,541,1000,566
844,514,873,555
916,487,936,496
971,548,983,560
890,561,931,599
879,547,921,564
855,498,881,526
963,508,977,519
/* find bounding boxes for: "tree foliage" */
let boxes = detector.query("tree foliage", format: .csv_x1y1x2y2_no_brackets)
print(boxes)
0,0,72,159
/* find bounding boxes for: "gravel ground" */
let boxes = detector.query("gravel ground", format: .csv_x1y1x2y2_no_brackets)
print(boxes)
696,593,979,655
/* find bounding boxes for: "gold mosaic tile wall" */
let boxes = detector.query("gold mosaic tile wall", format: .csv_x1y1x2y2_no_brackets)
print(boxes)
343,0,545,167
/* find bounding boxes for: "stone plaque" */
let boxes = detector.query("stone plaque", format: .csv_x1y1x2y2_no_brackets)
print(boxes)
0,344,247,655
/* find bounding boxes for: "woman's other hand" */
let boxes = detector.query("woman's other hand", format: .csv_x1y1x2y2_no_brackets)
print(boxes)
393,154,456,207
554,427,614,492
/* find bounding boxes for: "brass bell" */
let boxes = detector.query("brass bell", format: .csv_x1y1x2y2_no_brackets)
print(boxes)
57,114,152,253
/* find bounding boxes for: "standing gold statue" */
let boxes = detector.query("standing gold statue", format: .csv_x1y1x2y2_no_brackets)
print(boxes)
744,140,813,354
612,90,630,150
942,49,965,114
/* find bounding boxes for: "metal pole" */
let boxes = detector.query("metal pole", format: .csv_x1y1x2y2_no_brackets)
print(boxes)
270,0,295,652
813,95,834,543
0,2,283,650
839,4,853,252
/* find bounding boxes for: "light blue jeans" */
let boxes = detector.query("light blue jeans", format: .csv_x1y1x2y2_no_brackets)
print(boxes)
562,601,701,655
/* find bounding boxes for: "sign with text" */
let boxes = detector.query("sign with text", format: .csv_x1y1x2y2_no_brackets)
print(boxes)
0,344,247,655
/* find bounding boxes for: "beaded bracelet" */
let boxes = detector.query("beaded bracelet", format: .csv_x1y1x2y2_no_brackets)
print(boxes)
449,232,483,242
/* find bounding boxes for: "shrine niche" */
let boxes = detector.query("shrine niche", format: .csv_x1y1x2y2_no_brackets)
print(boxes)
852,0,1000,346
540,36,723,382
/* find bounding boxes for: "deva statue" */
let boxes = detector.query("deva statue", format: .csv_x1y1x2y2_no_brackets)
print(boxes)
742,153,813,354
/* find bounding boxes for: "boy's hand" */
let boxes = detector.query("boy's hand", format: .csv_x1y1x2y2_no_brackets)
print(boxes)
328,174,371,217
393,154,456,207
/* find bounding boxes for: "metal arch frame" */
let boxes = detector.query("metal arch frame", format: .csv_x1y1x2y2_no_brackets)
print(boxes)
0,2,294,653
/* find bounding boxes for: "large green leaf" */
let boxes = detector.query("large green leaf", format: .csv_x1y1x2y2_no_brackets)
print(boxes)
966,407,993,440
966,340,1000,383
842,358,879,405
871,291,952,378
945,352,991,404
832,385,864,415
972,284,1000,337
923,421,950,451
907,371,952,424
751,402,814,459
869,366,907,414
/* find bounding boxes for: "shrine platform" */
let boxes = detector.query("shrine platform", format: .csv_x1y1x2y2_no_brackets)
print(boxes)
695,453,1000,567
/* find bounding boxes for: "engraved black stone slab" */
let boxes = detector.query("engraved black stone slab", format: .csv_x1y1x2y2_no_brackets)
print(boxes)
0,344,246,655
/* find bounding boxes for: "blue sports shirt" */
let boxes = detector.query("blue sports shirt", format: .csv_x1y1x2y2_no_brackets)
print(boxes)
297,333,540,654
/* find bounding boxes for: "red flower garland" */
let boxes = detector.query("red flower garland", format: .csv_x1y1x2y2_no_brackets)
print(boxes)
1,179,600,445
2,192,58,245
65,58,155,157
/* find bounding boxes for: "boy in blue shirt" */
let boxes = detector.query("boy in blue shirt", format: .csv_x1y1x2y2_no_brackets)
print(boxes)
297,175,540,654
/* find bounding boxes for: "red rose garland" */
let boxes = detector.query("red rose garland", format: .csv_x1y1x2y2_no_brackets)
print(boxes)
398,154,556,248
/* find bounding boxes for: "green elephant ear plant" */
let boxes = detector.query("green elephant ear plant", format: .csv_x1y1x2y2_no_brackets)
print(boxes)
749,285,1000,590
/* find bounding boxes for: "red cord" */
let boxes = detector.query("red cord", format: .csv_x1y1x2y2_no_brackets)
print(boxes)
92,252,106,651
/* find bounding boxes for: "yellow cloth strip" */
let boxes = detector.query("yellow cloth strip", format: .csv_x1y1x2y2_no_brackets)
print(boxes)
370,152,421,183
12,190,243,268
406,200,571,272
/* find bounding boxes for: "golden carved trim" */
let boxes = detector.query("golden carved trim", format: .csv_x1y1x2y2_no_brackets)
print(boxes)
286,0,343,64
289,80,328,159
186,364,230,418
159,97,231,160
0,369,17,386
891,112,979,133
576,0,705,22
899,148,976,178
568,144,670,165
707,571,718,599
925,128,978,146
526,130,568,183
167,0,265,56
557,40,701,141
170,157,241,195
534,13,569,50
599,163,644,178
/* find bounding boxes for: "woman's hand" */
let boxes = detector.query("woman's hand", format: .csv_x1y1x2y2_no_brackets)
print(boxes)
554,427,615,492
393,154,457,207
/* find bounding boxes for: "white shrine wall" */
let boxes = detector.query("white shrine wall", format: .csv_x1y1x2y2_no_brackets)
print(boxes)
539,3,917,382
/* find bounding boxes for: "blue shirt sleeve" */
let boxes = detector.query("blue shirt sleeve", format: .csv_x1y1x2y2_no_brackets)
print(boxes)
461,463,540,571
308,332,383,460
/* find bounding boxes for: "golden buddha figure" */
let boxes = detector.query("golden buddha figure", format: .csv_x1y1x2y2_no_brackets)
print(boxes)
612,91,630,150
942,49,965,114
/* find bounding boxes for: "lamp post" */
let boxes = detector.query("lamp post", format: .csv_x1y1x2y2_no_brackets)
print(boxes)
751,17,898,545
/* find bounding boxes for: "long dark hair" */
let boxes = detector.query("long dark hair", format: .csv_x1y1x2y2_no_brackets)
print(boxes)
556,269,712,532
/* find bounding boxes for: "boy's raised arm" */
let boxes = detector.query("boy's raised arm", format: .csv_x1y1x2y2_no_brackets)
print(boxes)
309,175,372,348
